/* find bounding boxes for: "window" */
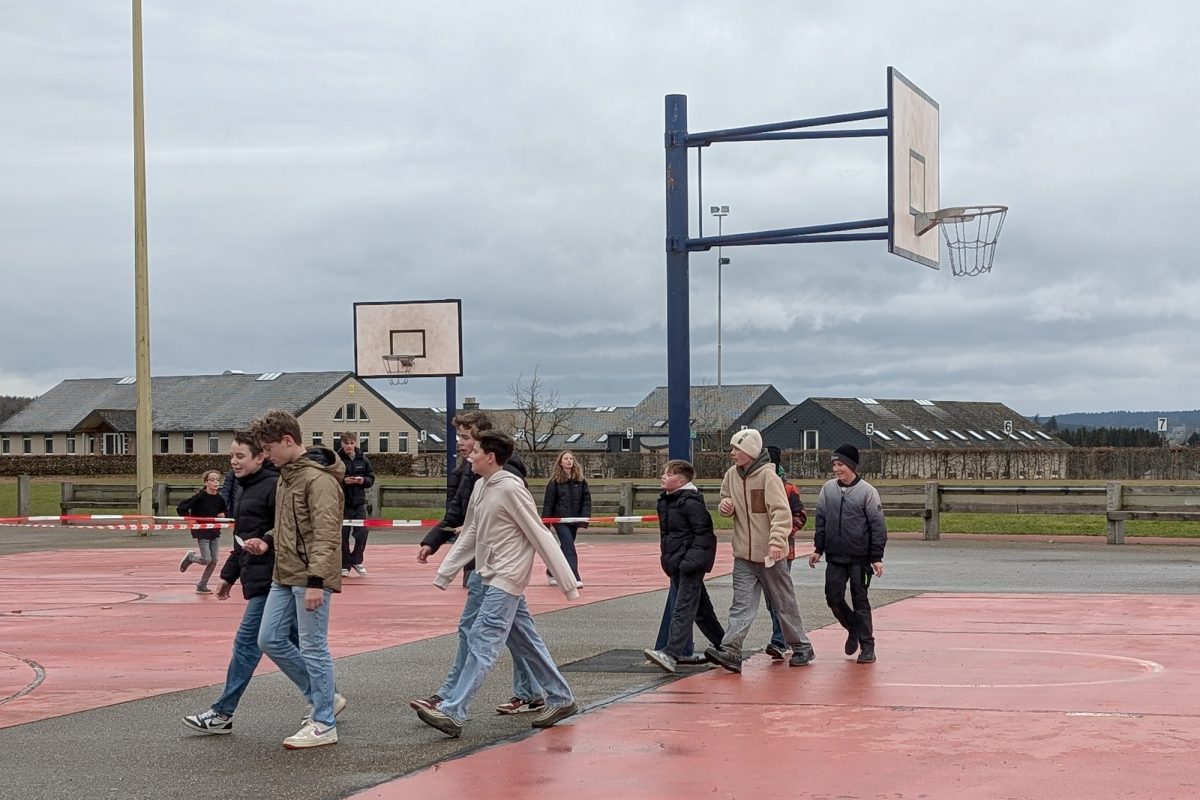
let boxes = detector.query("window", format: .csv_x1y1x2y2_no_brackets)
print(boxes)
312,432,324,446
86,434,96,454
334,408,343,420
652,420,666,428
23,435,32,454
103,432,127,455
335,402,369,423
398,432,409,453
596,433,609,443
345,404,357,422
891,430,911,441
378,432,389,453
208,432,220,454
984,430,1003,441
359,407,369,422
803,430,819,450
66,434,77,455
1035,431,1054,441
931,430,950,441
428,433,444,444
332,432,341,446
159,433,170,454
566,433,582,443
621,436,632,452
910,429,932,441
856,397,879,405
184,432,195,453
873,430,892,441
360,432,369,451
967,430,985,441
537,433,552,444
950,430,969,441
2,435,9,454
44,434,54,454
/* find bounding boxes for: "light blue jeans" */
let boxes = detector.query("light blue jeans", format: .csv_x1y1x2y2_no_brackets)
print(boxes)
212,593,267,716
439,569,543,701
439,584,573,724
258,583,337,727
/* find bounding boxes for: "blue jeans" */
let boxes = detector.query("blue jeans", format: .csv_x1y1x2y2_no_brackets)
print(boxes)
767,559,794,649
440,584,573,724
655,580,695,656
258,583,337,727
212,594,267,716
550,523,580,580
439,569,543,701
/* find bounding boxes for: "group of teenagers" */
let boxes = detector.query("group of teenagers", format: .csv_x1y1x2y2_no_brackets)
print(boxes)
176,406,887,749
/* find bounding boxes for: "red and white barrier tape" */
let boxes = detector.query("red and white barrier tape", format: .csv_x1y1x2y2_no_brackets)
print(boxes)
0,513,659,530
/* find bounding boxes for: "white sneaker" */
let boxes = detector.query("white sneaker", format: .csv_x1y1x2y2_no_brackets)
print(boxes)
352,564,367,576
547,576,557,586
576,579,584,588
301,692,347,725
341,568,350,577
283,721,338,749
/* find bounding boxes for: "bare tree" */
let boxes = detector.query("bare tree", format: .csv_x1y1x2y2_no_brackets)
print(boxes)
689,380,732,452
507,367,579,452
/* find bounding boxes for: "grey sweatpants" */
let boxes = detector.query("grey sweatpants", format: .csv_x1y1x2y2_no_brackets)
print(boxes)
720,557,811,659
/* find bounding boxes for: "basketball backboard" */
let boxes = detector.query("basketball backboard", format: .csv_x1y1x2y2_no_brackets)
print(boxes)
353,299,463,379
887,67,940,269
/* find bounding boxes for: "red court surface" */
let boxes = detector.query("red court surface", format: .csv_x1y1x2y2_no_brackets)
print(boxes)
357,593,1200,800
0,542,724,728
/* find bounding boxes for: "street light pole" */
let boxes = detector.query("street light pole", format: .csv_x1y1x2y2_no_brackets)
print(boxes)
132,0,154,518
710,205,729,389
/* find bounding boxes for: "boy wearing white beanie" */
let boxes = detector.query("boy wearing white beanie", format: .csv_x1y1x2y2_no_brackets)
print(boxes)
705,429,815,673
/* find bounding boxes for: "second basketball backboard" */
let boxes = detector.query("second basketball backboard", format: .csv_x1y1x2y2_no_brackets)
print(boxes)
887,67,940,268
353,299,463,379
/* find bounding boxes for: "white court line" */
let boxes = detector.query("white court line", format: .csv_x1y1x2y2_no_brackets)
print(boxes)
883,648,1165,689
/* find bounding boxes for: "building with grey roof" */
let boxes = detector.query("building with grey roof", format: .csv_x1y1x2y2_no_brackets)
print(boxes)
0,371,420,457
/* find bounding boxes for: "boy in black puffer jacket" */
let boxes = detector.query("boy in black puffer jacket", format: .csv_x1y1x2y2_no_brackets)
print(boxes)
183,431,286,735
643,459,725,674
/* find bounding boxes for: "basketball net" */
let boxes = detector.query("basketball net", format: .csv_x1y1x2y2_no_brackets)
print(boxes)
936,205,1007,277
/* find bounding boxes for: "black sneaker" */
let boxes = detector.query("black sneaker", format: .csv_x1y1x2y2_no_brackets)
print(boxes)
764,642,788,660
789,647,815,667
530,701,579,728
844,630,860,656
182,709,232,734
416,704,463,738
857,646,876,664
704,646,742,674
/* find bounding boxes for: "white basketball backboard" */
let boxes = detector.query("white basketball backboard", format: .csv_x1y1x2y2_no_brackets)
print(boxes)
887,67,940,269
353,299,463,379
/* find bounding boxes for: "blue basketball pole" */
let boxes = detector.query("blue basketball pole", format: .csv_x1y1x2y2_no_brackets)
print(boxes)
665,94,692,461
445,376,457,480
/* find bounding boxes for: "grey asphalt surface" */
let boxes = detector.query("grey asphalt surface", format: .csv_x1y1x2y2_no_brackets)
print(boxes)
2,528,1198,799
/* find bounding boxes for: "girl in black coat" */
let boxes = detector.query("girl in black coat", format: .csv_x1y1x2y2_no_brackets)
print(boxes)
177,470,228,593
542,450,590,586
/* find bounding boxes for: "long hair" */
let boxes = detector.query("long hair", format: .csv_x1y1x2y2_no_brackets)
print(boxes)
551,450,583,483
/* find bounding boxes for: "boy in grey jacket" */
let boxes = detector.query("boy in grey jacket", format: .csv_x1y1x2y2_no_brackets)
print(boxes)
808,444,887,664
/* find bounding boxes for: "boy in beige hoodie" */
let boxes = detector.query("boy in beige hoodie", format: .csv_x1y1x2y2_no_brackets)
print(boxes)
415,430,580,738
705,429,815,673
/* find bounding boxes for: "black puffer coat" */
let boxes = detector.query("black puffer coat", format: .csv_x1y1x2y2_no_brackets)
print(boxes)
657,487,717,577
543,479,592,523
337,448,375,509
218,463,280,599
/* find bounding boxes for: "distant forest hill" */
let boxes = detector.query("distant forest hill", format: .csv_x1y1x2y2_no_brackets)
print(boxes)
1038,410,1200,431
0,395,32,424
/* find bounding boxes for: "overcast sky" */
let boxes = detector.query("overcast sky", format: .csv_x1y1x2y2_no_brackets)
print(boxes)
3,1,1198,417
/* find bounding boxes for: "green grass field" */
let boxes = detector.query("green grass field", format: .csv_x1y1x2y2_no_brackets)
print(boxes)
4,476,1200,538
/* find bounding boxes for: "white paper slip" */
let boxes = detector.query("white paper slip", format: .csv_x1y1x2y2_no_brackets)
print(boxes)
235,535,245,547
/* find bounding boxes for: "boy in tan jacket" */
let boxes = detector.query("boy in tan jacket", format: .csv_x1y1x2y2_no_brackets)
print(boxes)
705,429,814,673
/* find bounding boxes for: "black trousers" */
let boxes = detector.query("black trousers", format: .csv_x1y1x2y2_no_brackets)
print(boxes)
664,572,725,658
341,504,368,568
824,560,874,646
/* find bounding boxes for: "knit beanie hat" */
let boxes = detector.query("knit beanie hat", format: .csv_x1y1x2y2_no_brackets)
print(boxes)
832,443,859,471
730,429,763,459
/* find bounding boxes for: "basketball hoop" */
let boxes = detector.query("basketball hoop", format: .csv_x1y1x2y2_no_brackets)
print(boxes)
915,205,1008,277
382,354,415,386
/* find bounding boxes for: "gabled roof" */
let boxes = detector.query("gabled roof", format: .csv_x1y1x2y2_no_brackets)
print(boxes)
805,398,1069,448
0,372,354,433
746,403,795,431
630,384,783,431
486,406,635,451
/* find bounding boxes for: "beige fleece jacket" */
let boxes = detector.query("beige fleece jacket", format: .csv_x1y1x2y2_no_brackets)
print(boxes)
719,461,791,562
435,469,579,599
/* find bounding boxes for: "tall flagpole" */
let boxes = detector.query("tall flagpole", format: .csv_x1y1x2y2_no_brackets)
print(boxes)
133,0,154,519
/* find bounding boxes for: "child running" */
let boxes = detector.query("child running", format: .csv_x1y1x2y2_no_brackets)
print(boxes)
177,469,228,594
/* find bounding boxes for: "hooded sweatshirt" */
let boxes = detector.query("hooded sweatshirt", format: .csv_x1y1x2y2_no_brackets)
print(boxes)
271,446,345,591
719,454,792,562
434,468,579,599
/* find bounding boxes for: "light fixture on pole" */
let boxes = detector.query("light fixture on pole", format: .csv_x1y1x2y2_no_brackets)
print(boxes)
710,205,729,389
